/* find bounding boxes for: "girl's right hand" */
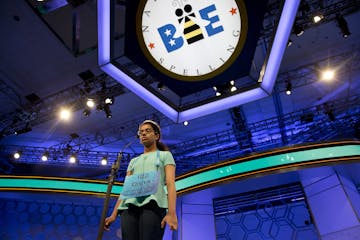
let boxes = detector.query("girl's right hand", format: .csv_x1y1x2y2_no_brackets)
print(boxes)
104,215,116,231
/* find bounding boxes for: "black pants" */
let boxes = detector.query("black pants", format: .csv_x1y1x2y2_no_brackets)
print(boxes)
120,200,167,240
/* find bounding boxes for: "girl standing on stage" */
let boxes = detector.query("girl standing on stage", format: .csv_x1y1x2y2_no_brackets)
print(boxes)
104,120,178,240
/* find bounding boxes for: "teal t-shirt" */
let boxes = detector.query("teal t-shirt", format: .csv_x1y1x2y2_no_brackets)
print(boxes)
118,150,175,210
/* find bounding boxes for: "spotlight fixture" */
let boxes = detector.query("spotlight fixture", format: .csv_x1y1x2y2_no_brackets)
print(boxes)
183,121,189,126
86,98,95,108
103,104,112,118
213,81,237,96
101,156,108,165
321,69,335,81
41,151,49,161
13,151,22,159
293,24,304,37
336,15,351,38
104,96,114,105
312,13,324,23
83,108,91,117
213,86,221,97
229,80,237,92
69,154,77,164
286,82,292,95
59,108,71,121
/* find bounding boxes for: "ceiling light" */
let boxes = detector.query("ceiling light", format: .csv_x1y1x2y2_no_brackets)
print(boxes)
286,82,292,95
86,99,95,108
101,157,108,165
104,97,114,105
104,105,112,118
41,152,49,161
59,108,71,121
293,24,304,37
13,151,21,159
313,13,324,23
229,81,237,92
336,15,351,38
321,69,335,81
69,154,77,164
183,121,189,126
213,86,221,96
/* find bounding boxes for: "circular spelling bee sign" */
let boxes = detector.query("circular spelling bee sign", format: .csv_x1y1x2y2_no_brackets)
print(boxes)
136,0,248,81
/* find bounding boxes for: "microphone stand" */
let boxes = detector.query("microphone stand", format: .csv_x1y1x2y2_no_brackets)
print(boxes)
96,140,135,240
96,152,122,240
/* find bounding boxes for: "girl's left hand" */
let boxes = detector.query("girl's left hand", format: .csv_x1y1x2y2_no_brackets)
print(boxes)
161,213,178,230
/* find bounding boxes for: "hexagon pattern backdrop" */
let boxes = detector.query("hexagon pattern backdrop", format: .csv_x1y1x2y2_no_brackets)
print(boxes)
214,201,318,240
0,195,122,240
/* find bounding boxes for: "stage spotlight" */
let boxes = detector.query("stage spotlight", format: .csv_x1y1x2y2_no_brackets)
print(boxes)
101,157,108,166
286,82,292,95
336,15,351,38
59,108,71,121
321,69,335,81
13,151,21,159
313,13,324,23
41,151,49,161
293,24,304,37
183,121,189,126
214,81,237,96
83,108,91,117
104,96,114,105
86,98,95,108
69,154,77,164
213,86,221,96
104,104,112,118
229,80,237,92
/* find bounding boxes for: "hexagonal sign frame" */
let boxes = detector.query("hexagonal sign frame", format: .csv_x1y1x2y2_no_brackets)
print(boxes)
97,0,300,123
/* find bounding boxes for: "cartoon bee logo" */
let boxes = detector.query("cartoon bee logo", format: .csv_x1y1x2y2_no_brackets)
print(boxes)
175,4,204,44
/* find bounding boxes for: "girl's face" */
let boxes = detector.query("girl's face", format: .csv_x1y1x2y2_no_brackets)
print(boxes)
138,123,159,146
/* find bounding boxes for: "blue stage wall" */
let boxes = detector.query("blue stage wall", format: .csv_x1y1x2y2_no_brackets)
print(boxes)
0,192,121,240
